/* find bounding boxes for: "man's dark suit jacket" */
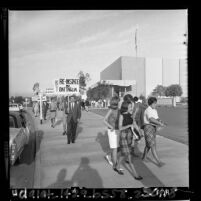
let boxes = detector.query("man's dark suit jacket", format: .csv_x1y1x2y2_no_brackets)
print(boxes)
66,102,81,123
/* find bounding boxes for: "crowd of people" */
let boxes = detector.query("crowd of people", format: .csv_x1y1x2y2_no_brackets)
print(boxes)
32,95,82,144
32,93,167,181
103,94,167,180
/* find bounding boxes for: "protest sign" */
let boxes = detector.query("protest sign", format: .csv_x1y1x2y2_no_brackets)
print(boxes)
53,78,80,95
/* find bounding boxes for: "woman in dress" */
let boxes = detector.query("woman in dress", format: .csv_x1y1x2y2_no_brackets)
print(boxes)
142,97,166,167
103,96,120,168
114,101,143,180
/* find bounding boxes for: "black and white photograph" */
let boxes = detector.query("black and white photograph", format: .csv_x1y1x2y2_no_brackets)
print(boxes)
8,9,188,192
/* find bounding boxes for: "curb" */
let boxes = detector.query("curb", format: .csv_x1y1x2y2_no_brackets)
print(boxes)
33,131,41,188
33,121,42,188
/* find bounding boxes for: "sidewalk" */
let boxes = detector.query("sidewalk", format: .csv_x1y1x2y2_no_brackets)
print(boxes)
34,110,188,188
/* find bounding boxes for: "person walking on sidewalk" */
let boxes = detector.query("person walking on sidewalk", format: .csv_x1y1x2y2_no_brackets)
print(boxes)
42,101,49,120
142,96,166,167
50,97,57,128
103,96,120,168
123,94,139,157
65,95,81,144
114,101,143,180
61,96,68,135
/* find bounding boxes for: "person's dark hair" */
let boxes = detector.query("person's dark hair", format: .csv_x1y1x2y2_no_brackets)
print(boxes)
120,101,132,114
123,94,133,102
133,96,138,102
148,97,157,106
108,96,119,110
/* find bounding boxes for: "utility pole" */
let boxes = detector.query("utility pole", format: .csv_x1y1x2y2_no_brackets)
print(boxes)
39,92,43,124
135,24,139,57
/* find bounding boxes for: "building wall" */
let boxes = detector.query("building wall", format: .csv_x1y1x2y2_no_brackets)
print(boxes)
100,57,122,80
145,58,163,97
100,56,187,99
162,58,180,86
179,59,188,97
121,56,145,97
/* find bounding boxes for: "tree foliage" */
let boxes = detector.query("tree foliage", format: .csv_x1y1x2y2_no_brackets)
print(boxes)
165,84,183,97
13,96,24,104
33,82,40,95
87,81,111,101
77,71,91,89
152,85,167,97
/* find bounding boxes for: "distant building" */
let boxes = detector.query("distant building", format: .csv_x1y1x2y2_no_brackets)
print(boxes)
100,56,187,97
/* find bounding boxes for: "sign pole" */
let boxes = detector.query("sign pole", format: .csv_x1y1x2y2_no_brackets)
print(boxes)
39,93,43,124
68,95,69,113
25,98,27,110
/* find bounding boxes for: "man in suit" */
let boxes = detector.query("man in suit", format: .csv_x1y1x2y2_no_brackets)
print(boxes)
42,101,49,120
66,95,81,144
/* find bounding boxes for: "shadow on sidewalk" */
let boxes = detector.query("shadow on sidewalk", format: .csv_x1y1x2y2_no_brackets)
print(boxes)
121,145,165,187
75,125,83,140
46,157,103,188
47,168,73,188
95,131,110,154
70,157,103,188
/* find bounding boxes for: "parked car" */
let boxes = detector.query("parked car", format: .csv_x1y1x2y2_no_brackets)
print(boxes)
9,103,24,111
9,109,30,165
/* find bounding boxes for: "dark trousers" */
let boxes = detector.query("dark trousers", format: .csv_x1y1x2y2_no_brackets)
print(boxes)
43,110,47,119
67,117,77,143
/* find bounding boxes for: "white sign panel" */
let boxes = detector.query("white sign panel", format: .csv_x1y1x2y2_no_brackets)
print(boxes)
54,78,80,95
32,96,47,102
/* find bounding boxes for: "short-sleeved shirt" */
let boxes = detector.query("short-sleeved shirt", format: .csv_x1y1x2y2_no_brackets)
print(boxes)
144,106,159,125
50,101,57,111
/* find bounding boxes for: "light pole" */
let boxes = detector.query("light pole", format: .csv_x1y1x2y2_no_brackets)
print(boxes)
25,98,28,110
39,93,43,124
135,24,139,57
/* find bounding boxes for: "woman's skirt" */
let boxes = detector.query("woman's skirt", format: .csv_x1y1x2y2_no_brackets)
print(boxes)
119,128,133,156
50,110,56,119
143,124,157,148
107,129,119,149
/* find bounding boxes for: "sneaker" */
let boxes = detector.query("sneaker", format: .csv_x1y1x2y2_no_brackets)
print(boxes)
158,162,165,167
104,155,113,166
119,167,124,171
113,167,124,175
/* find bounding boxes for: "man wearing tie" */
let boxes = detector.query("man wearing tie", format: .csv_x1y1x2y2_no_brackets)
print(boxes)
66,95,81,144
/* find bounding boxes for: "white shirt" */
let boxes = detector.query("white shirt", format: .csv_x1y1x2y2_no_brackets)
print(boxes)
71,102,74,109
144,106,159,124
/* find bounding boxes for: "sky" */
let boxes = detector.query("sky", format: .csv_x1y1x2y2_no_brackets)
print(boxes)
9,10,187,97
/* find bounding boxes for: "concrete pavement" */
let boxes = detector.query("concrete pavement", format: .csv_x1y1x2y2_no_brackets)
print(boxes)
34,110,188,188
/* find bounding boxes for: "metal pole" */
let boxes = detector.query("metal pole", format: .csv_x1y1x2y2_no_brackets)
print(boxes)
68,95,69,113
40,93,43,124
25,98,27,110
